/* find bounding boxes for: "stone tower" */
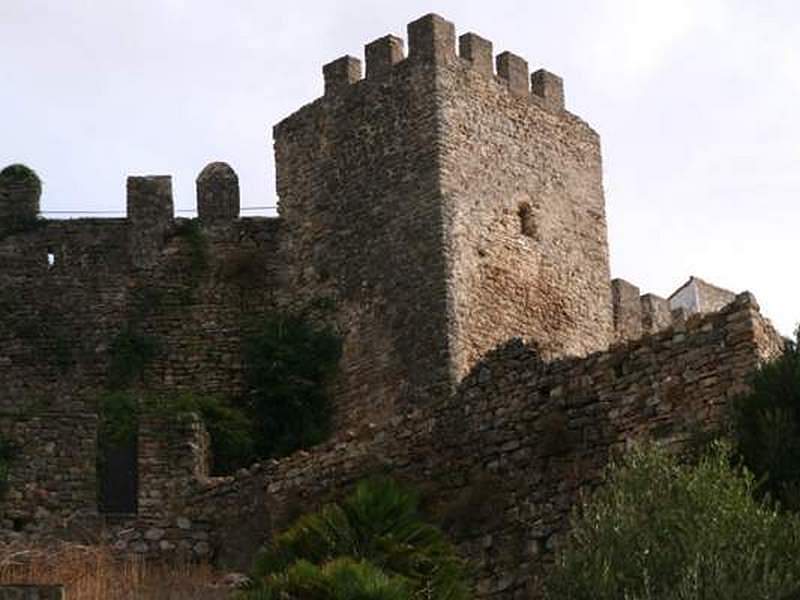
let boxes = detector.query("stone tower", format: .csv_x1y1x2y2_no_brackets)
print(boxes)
274,14,613,425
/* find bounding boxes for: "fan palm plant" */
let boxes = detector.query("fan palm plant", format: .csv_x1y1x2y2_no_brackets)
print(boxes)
240,478,471,600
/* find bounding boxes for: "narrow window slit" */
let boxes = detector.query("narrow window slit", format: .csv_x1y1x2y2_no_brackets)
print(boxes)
518,203,538,239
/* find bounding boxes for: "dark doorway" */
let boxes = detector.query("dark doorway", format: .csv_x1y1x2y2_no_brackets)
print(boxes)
98,439,138,514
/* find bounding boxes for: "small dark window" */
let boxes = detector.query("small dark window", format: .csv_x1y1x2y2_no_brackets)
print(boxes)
98,438,138,515
518,203,538,239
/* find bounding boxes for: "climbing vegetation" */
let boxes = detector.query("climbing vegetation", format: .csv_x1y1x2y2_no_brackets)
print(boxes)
107,327,160,389
243,311,341,459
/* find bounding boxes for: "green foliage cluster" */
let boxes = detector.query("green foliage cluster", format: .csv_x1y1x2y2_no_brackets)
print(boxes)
733,329,800,509
243,312,341,458
96,391,255,476
243,558,410,600
148,393,256,475
98,391,140,448
545,442,800,600
97,307,340,473
174,218,209,283
241,478,471,600
107,327,159,389
0,164,42,191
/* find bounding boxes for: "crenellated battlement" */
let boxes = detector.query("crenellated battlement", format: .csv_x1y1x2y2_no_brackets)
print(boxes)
0,161,276,278
612,276,741,343
274,13,611,426
0,161,248,236
0,16,783,599
316,13,565,112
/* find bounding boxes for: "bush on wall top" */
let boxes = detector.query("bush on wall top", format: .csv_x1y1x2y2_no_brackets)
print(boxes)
0,164,41,192
243,311,342,459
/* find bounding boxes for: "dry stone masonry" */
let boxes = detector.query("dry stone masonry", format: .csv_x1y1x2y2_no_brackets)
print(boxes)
0,13,787,599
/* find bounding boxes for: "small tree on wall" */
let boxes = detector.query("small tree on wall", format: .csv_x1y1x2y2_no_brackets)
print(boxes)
733,328,800,509
243,311,341,459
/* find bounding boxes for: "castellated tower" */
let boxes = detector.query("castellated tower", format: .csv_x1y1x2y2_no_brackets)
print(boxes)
274,14,613,424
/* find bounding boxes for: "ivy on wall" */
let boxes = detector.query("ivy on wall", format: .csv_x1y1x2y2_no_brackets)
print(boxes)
243,310,342,459
173,218,209,295
107,327,159,390
147,393,256,475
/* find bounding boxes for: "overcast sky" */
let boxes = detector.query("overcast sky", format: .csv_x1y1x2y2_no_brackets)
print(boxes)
1,1,798,335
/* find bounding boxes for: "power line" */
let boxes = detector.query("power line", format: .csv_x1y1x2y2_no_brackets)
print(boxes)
40,205,277,215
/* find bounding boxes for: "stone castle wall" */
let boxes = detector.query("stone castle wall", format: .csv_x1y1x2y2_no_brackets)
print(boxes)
0,12,787,600
0,413,97,533
438,24,613,373
0,405,212,559
0,175,280,414
274,30,451,428
0,170,278,550
189,294,783,598
274,15,614,429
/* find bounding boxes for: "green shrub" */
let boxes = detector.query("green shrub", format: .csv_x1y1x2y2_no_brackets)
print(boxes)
174,218,209,283
242,478,470,600
107,328,159,389
733,329,800,509
97,391,256,476
149,393,256,475
545,442,800,600
241,558,410,600
98,390,139,448
0,164,41,191
243,313,341,458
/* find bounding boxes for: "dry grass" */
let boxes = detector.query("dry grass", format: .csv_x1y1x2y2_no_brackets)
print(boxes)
0,541,234,599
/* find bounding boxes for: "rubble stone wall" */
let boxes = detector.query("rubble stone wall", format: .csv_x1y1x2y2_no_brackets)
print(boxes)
0,208,281,413
273,25,451,429
273,14,614,429
439,27,613,374
190,294,783,598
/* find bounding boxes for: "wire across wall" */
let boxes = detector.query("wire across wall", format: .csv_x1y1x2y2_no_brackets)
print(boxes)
39,206,277,216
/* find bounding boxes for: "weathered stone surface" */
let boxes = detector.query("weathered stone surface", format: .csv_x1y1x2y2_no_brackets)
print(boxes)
196,162,240,223
189,295,783,597
0,13,788,600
